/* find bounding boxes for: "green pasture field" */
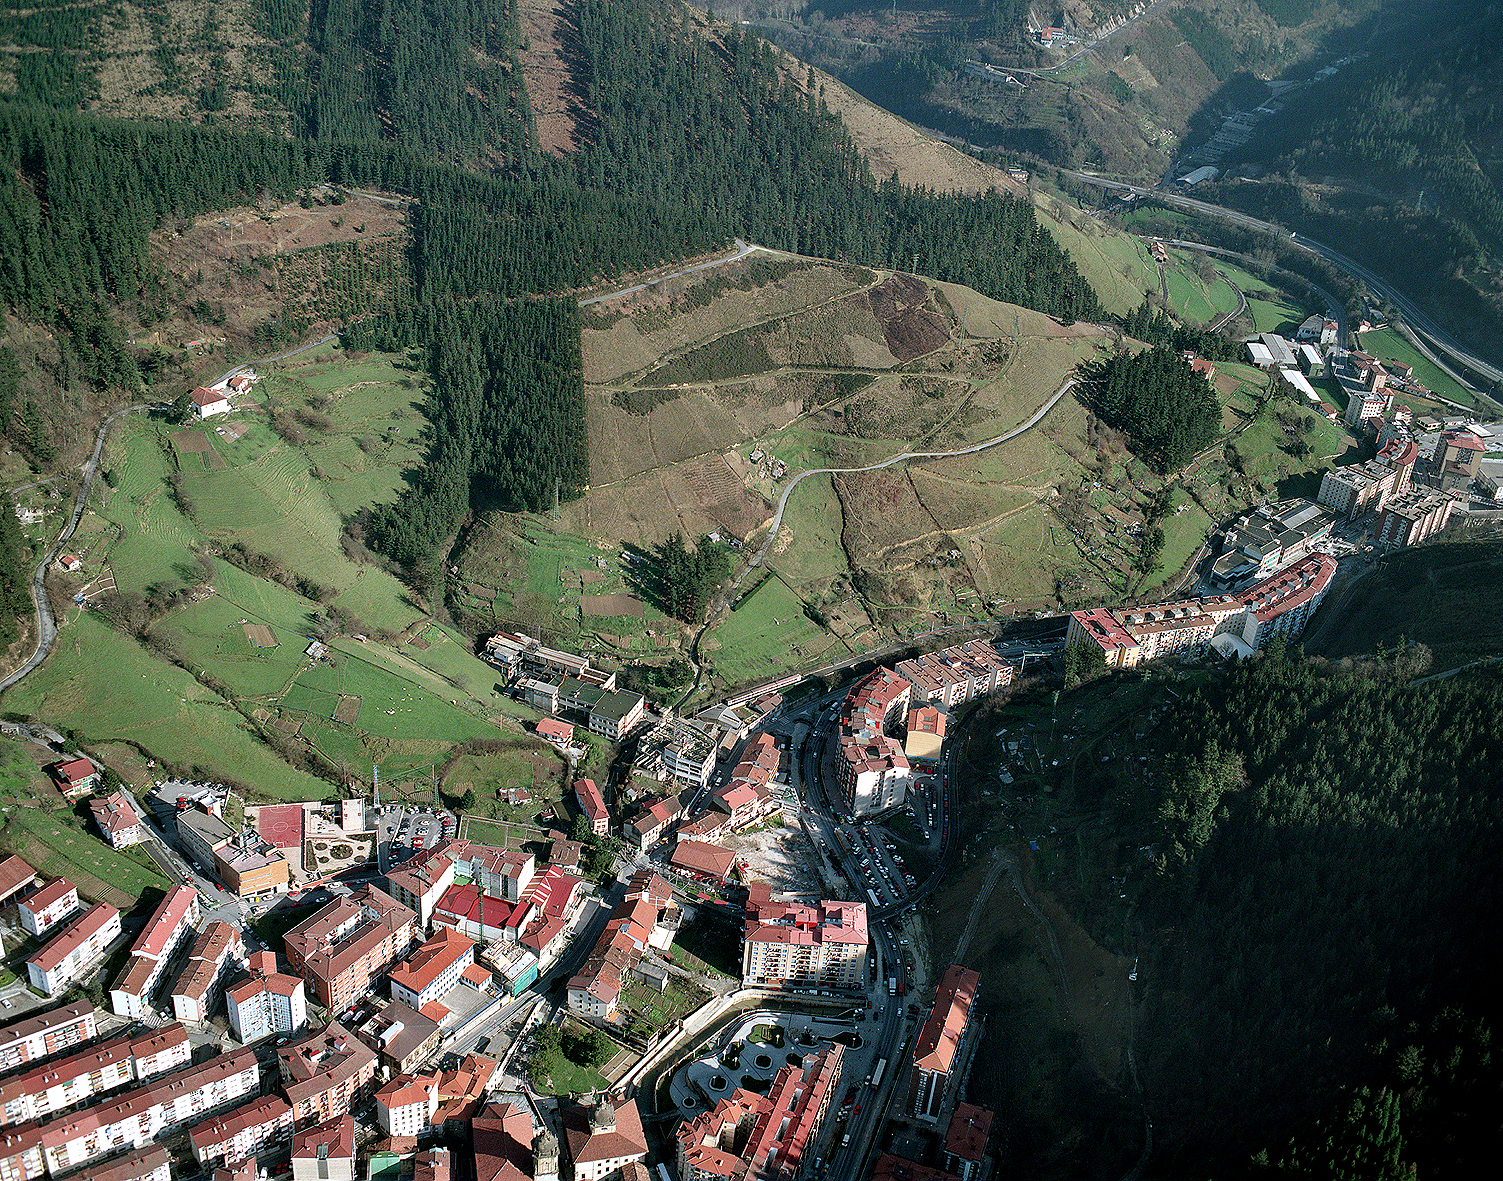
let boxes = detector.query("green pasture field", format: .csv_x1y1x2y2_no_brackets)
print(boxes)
457,814,551,848
0,805,170,909
1140,493,1213,594
1162,261,1222,324
170,593,308,698
97,420,201,593
1037,208,1158,317
286,652,495,742
768,475,847,586
3,613,332,800
1355,328,1475,406
1246,294,1307,335
1211,259,1281,302
445,748,567,821
708,575,837,688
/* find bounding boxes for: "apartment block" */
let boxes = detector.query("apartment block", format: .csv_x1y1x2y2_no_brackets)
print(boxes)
89,1145,171,1181
17,880,78,939
188,1095,293,1166
634,718,718,789
175,806,289,899
567,872,679,1023
0,856,37,907
283,885,417,1010
0,1023,191,1128
623,794,682,850
1230,553,1338,652
385,844,458,929
838,668,914,816
1376,489,1456,548
675,1045,842,1181
355,1000,440,1076
31,1046,260,1175
290,1115,355,1181
741,895,867,990
0,1124,45,1181
26,902,121,996
389,927,474,1012
225,955,307,1044
171,922,244,1026
909,965,981,1122
896,641,1014,709
0,1003,98,1073
111,885,201,1018
943,1103,994,1181
277,1023,378,1129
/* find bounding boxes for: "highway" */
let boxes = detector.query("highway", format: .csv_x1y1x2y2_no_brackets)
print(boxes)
1067,171,1503,399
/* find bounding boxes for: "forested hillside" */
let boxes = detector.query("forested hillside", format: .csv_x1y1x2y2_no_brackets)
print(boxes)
1138,645,1503,1174
0,0,1106,626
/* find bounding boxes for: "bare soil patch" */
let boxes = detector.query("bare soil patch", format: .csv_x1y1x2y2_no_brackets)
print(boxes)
580,593,645,618
172,429,212,454
242,623,277,648
863,272,952,361
721,823,822,894
334,696,362,725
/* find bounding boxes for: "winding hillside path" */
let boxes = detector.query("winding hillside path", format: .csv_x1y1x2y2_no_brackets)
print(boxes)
735,376,1080,597
0,333,340,696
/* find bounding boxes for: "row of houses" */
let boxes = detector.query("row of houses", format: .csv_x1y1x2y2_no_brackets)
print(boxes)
1070,549,1339,666
566,870,680,1024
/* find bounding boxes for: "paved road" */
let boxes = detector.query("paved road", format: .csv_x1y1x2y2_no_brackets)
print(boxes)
580,239,762,305
740,377,1080,599
1069,172,1502,398
1207,271,1247,332
0,333,342,698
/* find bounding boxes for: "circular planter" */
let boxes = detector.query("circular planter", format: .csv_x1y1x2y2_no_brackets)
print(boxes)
753,1054,773,1070
708,1075,727,1092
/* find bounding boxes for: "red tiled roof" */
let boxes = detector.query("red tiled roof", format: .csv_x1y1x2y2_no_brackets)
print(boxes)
944,1102,994,1162
52,758,96,785
0,854,35,901
913,963,979,1074
670,840,736,878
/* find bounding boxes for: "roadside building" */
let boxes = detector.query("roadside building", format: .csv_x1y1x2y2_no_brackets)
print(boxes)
943,1103,994,1181
48,758,98,797
89,791,144,849
896,641,1014,708
838,668,914,816
88,1145,172,1181
375,1073,438,1139
0,856,36,906
675,1045,842,1181
741,897,867,990
623,794,682,850
909,964,981,1122
567,871,678,1023
356,1000,442,1076
534,717,575,752
189,387,231,418
904,706,946,764
573,778,610,836
225,952,307,1042
26,902,121,996
389,927,475,1012
1228,553,1339,652
283,885,417,1011
0,1023,191,1128
17,879,79,938
171,921,244,1027
1375,489,1456,547
587,689,646,741
670,840,736,880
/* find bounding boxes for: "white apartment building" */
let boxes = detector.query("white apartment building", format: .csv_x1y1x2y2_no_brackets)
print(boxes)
226,970,307,1043
32,1047,260,1175
26,902,121,996
741,898,869,990
18,879,79,937
0,1022,191,1128
171,922,244,1026
388,927,474,1011
375,1074,438,1138
0,1002,98,1072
